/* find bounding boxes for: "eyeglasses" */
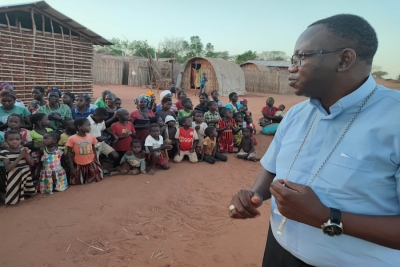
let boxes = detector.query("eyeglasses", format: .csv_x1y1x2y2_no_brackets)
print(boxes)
291,48,345,68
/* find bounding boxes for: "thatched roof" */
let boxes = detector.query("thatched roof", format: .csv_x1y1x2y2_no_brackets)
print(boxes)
241,60,291,70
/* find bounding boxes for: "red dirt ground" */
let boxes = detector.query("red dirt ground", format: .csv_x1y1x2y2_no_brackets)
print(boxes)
0,78,395,267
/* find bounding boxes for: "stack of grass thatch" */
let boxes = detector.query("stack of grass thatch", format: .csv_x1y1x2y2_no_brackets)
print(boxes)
244,68,291,94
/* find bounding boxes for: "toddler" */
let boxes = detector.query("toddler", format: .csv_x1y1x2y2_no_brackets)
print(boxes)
200,127,227,164
174,117,199,163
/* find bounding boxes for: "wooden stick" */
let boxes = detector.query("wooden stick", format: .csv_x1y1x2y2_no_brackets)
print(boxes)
66,244,71,253
136,219,157,225
74,237,104,252
149,252,154,260
212,219,233,231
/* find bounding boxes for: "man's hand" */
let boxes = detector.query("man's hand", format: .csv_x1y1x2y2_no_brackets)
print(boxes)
270,179,330,228
229,190,263,219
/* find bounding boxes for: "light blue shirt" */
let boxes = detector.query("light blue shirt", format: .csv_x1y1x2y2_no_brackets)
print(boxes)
261,75,400,267
225,102,242,112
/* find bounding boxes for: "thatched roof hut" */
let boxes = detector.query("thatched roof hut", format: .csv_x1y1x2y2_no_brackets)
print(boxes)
240,61,292,94
176,57,245,96
0,1,111,102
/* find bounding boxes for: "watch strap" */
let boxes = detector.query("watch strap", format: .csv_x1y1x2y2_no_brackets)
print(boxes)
330,208,341,224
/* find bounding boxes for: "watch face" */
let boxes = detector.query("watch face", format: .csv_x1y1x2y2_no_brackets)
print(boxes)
323,225,343,236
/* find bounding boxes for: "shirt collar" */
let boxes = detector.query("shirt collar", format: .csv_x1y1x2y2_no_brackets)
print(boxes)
74,107,89,114
309,74,376,117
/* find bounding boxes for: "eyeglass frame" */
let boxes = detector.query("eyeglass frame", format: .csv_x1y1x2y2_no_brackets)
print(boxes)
291,48,346,67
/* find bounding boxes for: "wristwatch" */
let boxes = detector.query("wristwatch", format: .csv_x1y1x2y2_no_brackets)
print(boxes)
321,208,343,236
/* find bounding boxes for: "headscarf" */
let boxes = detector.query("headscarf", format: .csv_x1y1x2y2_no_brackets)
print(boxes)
134,94,151,108
145,91,154,97
47,86,62,97
160,90,171,100
0,83,13,91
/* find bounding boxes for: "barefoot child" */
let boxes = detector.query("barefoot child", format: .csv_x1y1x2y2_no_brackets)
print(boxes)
39,132,68,194
192,111,207,156
204,101,220,128
0,130,36,204
217,108,239,153
200,127,227,164
237,128,259,161
163,115,178,158
111,139,146,176
174,117,199,163
66,118,103,184
6,114,32,146
145,123,172,175
243,115,257,145
274,104,286,118
110,109,136,158
233,112,243,147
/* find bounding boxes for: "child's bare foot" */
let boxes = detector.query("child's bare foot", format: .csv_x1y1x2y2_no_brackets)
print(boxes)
148,168,155,175
110,171,120,176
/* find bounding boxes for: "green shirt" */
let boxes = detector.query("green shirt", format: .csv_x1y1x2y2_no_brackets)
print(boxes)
0,106,30,124
94,98,107,108
35,104,72,130
177,109,192,120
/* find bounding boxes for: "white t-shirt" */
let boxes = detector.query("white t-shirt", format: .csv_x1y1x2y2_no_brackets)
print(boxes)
275,110,285,118
144,135,163,153
87,115,105,138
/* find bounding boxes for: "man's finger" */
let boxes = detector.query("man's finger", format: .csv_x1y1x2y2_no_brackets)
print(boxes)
238,191,260,216
283,179,304,192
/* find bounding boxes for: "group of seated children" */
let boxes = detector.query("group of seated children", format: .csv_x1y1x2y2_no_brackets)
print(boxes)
0,91,261,206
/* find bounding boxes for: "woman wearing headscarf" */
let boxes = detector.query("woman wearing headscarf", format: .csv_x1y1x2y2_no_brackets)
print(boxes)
146,91,157,113
130,95,155,145
155,90,177,113
35,87,72,130
0,83,25,108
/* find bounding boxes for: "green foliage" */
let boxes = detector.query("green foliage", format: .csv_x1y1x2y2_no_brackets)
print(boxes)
372,71,388,79
257,51,289,61
397,74,400,81
100,38,156,57
235,50,258,64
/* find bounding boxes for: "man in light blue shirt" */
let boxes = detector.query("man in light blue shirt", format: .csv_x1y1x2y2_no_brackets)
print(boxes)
228,14,400,267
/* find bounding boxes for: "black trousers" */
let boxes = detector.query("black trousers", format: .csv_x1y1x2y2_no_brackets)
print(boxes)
203,152,227,164
262,226,314,267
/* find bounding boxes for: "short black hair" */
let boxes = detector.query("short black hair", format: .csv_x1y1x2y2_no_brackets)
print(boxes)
204,126,216,137
7,113,23,124
148,123,160,131
63,92,75,102
179,116,191,126
309,14,378,65
161,97,172,105
115,98,122,102
207,100,217,107
244,115,252,122
44,131,61,143
62,118,74,128
4,129,21,140
30,113,47,126
130,139,142,146
233,112,241,119
199,93,209,99
93,107,108,117
32,86,45,93
182,97,192,105
194,110,203,116
177,91,186,97
242,127,252,133
74,118,88,130
228,92,237,100
150,116,161,124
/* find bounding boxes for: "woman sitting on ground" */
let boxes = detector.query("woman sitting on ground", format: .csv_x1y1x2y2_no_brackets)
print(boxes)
225,92,245,113
261,97,281,124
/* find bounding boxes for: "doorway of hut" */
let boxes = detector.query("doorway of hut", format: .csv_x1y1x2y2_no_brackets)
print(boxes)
122,61,129,85
190,63,202,89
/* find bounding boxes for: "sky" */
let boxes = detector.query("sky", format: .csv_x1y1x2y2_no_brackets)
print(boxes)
3,0,400,78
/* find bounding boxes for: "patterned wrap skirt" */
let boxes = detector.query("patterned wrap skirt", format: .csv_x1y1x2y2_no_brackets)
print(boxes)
70,160,103,185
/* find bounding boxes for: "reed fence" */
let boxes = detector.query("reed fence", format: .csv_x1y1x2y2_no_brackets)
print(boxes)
244,69,292,94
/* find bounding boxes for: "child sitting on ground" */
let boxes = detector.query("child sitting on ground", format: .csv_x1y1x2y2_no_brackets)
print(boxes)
233,112,243,147
150,116,169,160
39,132,68,194
177,98,193,120
6,114,32,146
111,139,146,175
145,123,172,175
217,108,239,153
163,115,178,158
204,101,221,128
237,128,260,162
0,130,35,205
175,91,187,110
240,98,252,116
155,97,176,122
200,127,227,164
192,111,207,156
243,115,257,146
274,104,286,118
174,117,199,163
66,118,103,184
110,109,136,159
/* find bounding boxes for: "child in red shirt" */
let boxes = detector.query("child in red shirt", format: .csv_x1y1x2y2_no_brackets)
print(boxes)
217,108,240,153
110,109,136,157
173,117,199,163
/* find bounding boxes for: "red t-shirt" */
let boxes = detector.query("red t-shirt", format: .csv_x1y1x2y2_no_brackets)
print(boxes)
262,106,278,117
175,101,184,110
110,121,136,151
175,127,198,152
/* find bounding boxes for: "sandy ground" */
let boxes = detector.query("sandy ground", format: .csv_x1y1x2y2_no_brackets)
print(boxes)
0,78,396,267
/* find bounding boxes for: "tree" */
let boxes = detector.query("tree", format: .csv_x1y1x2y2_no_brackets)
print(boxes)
182,36,204,61
100,38,156,57
397,74,400,81
372,71,388,79
158,36,185,61
235,50,258,64
258,51,289,61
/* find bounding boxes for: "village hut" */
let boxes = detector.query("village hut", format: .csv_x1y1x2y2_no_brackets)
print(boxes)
93,53,181,89
240,60,292,94
0,1,111,103
176,57,245,96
